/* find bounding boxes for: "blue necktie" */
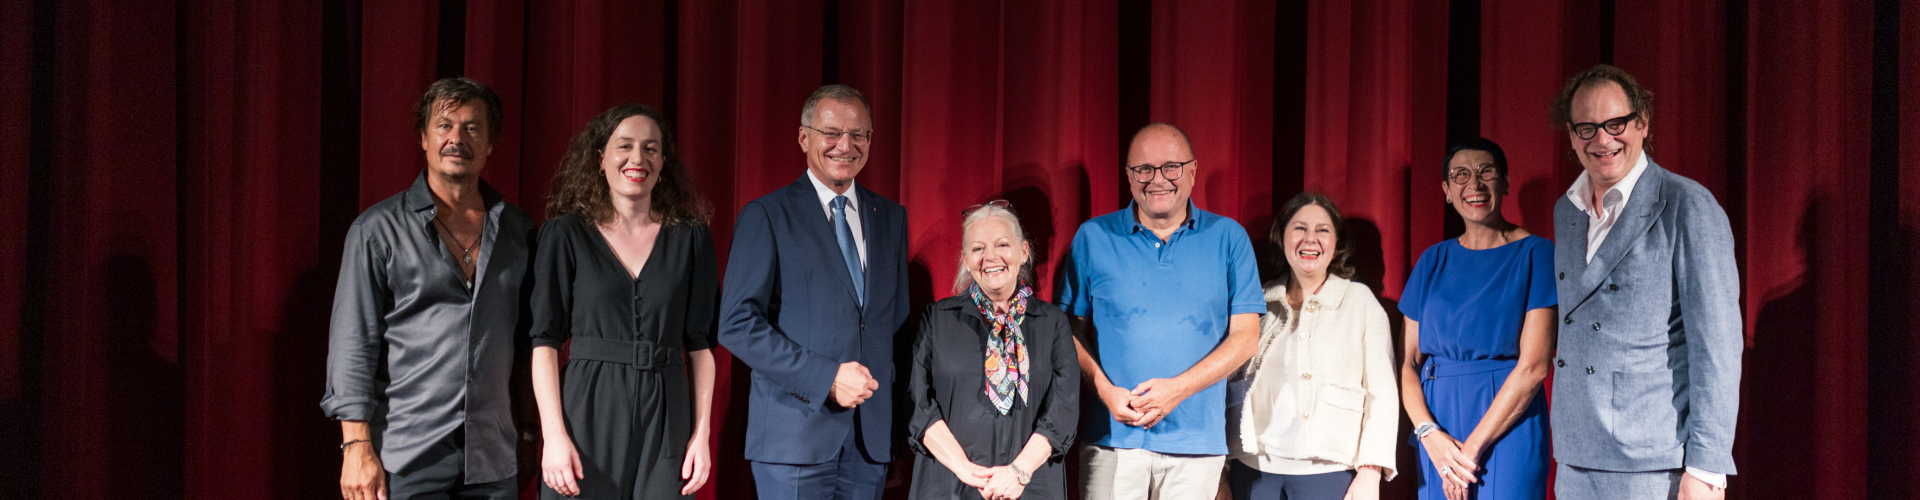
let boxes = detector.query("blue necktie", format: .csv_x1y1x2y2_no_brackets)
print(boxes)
832,195,865,306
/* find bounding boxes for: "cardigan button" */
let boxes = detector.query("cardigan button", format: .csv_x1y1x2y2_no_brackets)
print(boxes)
1558,272,1565,280
1592,322,1601,331
1608,284,1619,292
1564,316,1572,325
1585,366,1595,374
1556,359,1566,368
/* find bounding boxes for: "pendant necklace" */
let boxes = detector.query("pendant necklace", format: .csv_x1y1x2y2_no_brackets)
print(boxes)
433,216,479,267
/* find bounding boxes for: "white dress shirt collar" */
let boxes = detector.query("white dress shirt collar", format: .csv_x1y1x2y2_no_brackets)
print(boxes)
1566,153,1650,262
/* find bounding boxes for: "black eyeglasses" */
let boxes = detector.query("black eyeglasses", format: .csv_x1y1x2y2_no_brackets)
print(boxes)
1126,159,1195,183
960,200,1012,217
1568,111,1640,140
803,125,874,146
1448,166,1501,185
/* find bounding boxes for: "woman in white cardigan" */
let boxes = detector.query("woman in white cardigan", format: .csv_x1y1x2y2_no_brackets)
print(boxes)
1222,192,1398,500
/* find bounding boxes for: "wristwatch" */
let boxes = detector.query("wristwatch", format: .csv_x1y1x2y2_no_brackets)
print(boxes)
1009,463,1031,485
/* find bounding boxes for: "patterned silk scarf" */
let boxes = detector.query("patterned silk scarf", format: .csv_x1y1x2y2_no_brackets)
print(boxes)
970,281,1031,415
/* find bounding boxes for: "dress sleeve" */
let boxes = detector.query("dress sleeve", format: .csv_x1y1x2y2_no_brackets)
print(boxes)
683,224,721,351
905,307,945,456
1398,244,1438,321
1030,310,1081,459
528,217,576,349
1526,238,1559,311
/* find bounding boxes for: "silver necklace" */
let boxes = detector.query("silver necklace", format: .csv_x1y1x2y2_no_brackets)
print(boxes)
433,216,478,266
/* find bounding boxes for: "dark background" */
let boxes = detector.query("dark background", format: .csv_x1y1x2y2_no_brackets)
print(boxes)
0,0,1907,499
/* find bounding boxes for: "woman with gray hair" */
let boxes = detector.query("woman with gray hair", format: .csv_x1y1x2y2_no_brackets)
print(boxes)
906,201,1079,499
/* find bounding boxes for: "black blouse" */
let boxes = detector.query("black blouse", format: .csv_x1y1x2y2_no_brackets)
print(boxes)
527,214,718,353
907,295,1078,500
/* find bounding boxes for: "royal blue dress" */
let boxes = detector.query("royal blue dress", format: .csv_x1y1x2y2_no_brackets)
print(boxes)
1399,236,1555,500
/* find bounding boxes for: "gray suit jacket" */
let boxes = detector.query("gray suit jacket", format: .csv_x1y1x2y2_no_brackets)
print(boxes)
1551,160,1741,475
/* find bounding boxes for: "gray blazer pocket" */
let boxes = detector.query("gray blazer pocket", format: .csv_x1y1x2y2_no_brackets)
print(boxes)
1609,370,1681,447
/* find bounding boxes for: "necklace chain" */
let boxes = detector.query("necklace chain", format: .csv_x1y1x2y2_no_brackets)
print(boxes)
433,216,479,267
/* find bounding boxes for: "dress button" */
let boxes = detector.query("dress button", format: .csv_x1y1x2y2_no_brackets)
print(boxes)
1301,373,1312,380
1592,322,1601,331
1556,359,1566,368
1585,366,1595,374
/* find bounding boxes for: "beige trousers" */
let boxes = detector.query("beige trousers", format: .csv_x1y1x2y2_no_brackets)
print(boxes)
1080,444,1227,500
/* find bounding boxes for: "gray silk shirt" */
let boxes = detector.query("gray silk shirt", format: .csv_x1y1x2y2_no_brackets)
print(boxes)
322,173,535,483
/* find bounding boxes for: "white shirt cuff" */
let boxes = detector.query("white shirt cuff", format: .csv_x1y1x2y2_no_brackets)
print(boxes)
1685,467,1727,489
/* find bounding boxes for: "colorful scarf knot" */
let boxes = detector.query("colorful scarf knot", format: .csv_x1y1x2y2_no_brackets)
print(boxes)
971,281,1031,415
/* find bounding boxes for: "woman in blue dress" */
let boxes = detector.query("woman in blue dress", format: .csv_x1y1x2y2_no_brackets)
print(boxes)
1398,137,1556,500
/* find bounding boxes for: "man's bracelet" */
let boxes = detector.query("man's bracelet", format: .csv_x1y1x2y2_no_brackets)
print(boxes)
340,439,371,454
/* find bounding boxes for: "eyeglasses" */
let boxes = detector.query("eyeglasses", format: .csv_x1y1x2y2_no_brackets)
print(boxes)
1126,159,1195,183
960,200,1012,217
1568,111,1640,140
803,125,874,146
1448,166,1501,185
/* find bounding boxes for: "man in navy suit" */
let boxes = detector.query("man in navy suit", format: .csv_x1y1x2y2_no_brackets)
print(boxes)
720,84,909,500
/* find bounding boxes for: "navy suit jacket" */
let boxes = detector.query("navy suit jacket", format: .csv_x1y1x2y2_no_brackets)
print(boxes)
719,174,910,465
1551,161,1742,475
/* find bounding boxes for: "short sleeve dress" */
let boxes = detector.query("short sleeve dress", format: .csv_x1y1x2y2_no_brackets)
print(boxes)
1398,235,1556,500
529,214,719,499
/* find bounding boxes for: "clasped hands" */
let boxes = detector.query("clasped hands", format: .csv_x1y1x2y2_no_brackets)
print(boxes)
951,462,1030,500
1419,430,1482,500
1097,376,1196,429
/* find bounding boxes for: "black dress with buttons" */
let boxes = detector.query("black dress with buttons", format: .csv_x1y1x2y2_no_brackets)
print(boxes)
529,214,719,500
905,296,1079,500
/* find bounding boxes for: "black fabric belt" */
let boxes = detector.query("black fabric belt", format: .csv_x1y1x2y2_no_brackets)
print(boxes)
568,337,685,369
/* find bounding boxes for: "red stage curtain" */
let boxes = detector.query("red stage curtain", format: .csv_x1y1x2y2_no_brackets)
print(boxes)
1732,1,1874,499
0,2,1899,500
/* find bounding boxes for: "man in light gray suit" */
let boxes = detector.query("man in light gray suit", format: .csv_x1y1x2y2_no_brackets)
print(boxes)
1546,64,1742,500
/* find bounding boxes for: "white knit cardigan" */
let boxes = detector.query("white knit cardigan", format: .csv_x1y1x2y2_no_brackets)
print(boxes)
1227,275,1400,480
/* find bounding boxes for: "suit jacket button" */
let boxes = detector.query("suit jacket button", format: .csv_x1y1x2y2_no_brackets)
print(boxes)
1585,366,1595,374
1564,316,1573,325
1592,322,1601,331
861,323,867,330
1556,359,1565,368
1558,272,1565,280
1608,284,1619,292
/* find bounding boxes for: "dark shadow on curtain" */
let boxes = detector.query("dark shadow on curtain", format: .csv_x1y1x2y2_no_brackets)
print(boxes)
1340,217,1415,500
101,252,183,500
1737,200,1818,500
271,266,346,498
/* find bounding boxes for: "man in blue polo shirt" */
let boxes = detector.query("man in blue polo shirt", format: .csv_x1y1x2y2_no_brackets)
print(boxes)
1056,123,1265,499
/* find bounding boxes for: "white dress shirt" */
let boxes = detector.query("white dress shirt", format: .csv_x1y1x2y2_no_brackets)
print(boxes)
1565,152,1649,263
806,169,866,268
1563,153,1727,489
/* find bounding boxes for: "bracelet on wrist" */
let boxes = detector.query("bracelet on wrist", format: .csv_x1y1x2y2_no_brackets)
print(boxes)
1009,463,1031,485
340,439,371,454
1414,421,1440,439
